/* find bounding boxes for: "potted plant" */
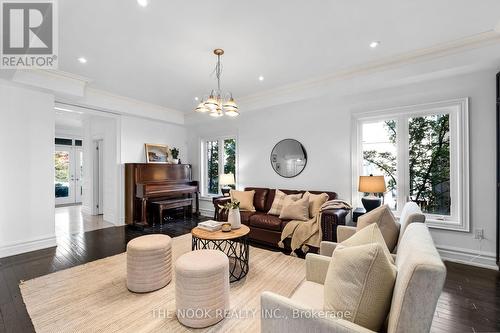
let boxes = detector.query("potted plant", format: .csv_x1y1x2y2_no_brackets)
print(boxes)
218,200,241,229
170,147,180,164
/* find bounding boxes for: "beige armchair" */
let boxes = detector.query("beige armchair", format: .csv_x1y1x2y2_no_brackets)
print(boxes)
320,202,425,257
261,223,446,333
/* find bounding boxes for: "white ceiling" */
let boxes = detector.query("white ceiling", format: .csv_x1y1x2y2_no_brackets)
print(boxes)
58,0,500,112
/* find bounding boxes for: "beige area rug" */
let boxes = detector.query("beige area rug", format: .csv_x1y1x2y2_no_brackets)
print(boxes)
20,234,306,332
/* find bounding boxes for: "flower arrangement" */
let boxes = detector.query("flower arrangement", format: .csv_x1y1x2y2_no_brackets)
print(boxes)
219,200,240,211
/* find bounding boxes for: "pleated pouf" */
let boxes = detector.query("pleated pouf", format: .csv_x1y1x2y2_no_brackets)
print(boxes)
175,249,229,328
126,234,172,293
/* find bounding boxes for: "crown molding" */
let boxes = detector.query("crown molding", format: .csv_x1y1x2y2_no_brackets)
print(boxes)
62,86,185,125
236,30,500,109
8,68,185,124
11,68,91,97
35,69,93,83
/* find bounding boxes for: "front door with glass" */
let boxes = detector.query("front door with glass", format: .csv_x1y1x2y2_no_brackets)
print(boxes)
54,145,83,205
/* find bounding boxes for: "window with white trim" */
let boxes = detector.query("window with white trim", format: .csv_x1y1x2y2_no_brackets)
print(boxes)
201,136,237,197
353,98,469,231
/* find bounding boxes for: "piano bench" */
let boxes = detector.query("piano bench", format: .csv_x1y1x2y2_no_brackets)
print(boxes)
151,198,194,224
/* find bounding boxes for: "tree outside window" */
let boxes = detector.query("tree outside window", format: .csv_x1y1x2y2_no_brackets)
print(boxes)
362,114,451,215
224,138,236,186
206,140,219,195
204,137,237,196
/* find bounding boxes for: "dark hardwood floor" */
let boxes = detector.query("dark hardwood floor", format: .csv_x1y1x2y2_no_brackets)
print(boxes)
0,216,499,333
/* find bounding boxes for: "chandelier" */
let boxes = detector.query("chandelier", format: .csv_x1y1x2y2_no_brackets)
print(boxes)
194,49,239,117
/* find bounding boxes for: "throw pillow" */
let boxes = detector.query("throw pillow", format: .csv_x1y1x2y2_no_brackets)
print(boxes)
279,197,309,221
304,191,329,218
340,223,393,264
267,189,302,216
357,205,400,252
230,190,256,212
324,242,397,331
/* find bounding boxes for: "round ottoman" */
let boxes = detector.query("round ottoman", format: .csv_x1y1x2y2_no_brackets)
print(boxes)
127,234,172,293
175,250,229,328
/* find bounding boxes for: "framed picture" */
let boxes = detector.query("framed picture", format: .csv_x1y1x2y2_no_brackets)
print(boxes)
145,143,169,163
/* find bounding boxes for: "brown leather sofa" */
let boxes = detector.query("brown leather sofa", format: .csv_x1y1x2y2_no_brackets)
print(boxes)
213,187,349,249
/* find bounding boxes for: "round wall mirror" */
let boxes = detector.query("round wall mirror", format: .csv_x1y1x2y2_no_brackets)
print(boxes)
270,139,307,178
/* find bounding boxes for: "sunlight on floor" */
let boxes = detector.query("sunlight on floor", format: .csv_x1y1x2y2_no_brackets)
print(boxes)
55,205,114,236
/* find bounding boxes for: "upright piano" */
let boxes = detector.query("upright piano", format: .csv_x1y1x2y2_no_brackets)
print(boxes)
125,163,199,226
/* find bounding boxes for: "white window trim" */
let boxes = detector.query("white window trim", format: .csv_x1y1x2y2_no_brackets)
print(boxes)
351,98,469,232
200,135,238,199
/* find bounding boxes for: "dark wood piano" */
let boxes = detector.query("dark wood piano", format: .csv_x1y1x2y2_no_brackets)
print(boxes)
125,163,199,226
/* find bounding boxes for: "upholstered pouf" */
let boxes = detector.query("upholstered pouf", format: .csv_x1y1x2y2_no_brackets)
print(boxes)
127,234,172,293
175,250,229,328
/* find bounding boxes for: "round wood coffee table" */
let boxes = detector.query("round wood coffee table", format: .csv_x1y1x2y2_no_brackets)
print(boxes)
191,224,250,282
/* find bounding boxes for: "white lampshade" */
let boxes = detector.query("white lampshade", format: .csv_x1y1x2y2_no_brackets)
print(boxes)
194,102,209,113
204,94,219,111
358,175,386,193
209,107,224,117
225,109,239,117
219,173,235,186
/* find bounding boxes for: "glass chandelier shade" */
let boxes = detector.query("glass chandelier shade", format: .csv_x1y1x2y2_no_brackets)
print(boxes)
194,49,239,117
195,102,209,113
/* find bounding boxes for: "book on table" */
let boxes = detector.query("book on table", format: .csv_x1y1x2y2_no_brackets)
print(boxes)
197,220,223,232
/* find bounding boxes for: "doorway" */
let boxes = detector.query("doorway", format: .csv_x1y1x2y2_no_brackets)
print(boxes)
54,140,83,206
93,139,104,215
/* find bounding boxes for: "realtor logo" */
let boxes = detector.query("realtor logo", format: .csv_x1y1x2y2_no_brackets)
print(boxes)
1,0,58,68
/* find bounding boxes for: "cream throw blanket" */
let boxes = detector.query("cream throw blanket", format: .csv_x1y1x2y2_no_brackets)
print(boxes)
278,199,352,254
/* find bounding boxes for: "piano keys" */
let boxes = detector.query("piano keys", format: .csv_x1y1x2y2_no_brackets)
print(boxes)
125,163,200,226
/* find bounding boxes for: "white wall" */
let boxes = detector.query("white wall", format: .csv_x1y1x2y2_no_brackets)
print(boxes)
0,81,56,257
81,115,121,226
0,79,188,257
55,126,84,138
80,114,189,226
187,69,498,268
120,116,187,163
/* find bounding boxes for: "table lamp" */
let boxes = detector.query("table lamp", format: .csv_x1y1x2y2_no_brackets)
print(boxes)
358,175,386,212
219,173,235,196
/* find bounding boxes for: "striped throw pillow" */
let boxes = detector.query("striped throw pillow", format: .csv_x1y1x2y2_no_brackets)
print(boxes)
267,189,302,216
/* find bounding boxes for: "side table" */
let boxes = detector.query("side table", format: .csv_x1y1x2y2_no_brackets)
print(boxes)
352,207,366,223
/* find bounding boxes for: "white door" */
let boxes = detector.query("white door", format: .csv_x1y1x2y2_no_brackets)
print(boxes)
75,148,83,203
55,146,75,205
55,145,84,205
93,140,104,214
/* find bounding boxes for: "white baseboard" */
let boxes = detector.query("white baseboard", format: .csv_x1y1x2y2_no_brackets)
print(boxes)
437,245,498,270
104,212,117,225
81,205,92,215
0,235,57,258
199,208,214,218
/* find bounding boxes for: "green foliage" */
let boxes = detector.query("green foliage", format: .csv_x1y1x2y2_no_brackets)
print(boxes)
54,151,69,182
219,200,240,211
224,139,236,176
206,138,237,195
363,114,451,214
170,147,179,159
207,141,219,194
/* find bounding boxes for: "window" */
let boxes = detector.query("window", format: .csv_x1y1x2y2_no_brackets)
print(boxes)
201,136,237,196
55,137,73,146
353,98,469,231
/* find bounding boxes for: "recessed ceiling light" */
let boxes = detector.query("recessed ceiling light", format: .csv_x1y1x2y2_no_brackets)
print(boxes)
258,75,264,81
137,0,149,7
77,57,87,64
194,97,199,101
369,41,381,48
